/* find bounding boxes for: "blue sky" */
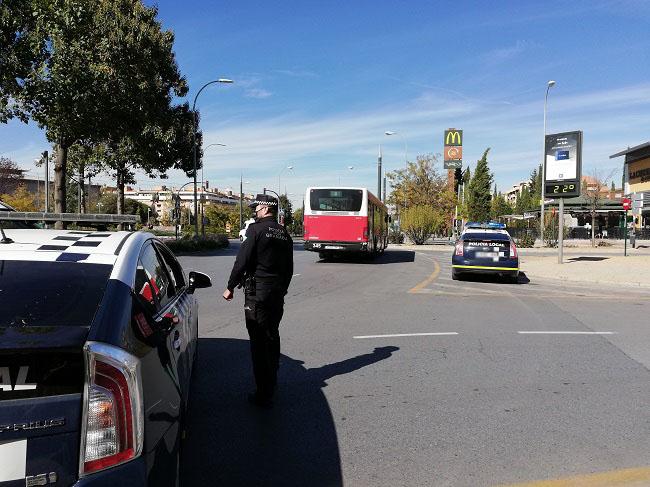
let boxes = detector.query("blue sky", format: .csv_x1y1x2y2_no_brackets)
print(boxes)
2,0,650,206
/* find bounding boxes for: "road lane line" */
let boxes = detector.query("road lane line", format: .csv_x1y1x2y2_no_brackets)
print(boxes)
518,331,615,335
409,258,441,293
498,465,650,487
430,281,504,294
354,332,458,339
292,273,301,277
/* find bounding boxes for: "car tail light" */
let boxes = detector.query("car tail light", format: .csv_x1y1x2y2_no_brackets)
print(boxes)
455,240,464,256
510,240,518,258
80,342,144,476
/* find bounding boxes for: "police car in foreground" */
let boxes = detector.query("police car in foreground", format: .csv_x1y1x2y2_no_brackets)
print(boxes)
0,229,211,486
452,222,519,283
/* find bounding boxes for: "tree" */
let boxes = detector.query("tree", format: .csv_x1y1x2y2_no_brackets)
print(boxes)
290,207,304,236
1,183,37,211
98,103,200,218
279,194,293,227
401,205,446,245
491,193,513,220
515,186,534,215
466,148,493,222
583,168,616,247
529,164,542,209
96,192,149,222
3,0,188,225
0,157,24,194
0,0,48,123
204,204,240,234
387,154,456,217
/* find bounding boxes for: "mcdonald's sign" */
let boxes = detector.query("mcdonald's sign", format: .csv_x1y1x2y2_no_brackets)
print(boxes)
444,129,462,146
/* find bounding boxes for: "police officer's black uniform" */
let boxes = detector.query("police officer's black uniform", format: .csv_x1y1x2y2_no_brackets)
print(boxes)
227,196,293,406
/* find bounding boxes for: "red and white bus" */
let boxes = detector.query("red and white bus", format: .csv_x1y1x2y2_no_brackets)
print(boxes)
303,187,389,258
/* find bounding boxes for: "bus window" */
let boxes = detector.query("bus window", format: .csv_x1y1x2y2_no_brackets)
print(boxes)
310,189,363,211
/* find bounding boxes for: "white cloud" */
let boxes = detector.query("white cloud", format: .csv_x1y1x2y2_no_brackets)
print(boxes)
483,40,535,65
273,69,318,78
244,88,272,99
3,83,650,205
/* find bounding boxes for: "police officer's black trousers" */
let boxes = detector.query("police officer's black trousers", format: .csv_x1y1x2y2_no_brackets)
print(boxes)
244,287,284,399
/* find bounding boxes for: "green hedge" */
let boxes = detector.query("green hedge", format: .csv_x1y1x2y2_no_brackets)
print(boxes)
164,234,229,254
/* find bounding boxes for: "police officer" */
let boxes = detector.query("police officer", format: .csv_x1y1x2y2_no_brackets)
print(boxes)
222,194,294,407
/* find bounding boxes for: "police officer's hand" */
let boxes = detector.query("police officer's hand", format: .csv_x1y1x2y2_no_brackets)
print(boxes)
222,289,234,301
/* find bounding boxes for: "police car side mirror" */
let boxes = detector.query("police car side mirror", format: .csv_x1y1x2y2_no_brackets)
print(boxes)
188,271,212,294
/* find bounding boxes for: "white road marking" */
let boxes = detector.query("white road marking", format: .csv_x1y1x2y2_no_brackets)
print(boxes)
292,273,301,277
517,331,615,335
354,332,459,339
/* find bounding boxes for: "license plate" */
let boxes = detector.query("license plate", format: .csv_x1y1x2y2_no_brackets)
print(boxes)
324,245,343,250
0,439,26,482
476,251,498,258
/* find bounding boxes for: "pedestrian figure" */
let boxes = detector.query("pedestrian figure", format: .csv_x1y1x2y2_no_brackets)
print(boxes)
223,194,294,408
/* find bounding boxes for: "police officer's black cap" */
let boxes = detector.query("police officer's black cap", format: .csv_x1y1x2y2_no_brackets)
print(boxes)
248,194,278,208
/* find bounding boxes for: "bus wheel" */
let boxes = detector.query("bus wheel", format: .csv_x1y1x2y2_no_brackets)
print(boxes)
318,252,329,261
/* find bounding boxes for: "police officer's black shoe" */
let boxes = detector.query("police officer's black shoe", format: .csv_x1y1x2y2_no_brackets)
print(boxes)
248,392,273,409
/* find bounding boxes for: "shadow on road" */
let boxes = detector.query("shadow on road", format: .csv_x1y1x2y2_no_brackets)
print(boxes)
457,271,530,285
567,256,609,262
316,250,416,265
181,338,398,487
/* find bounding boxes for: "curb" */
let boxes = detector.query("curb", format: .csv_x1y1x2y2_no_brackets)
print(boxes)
523,273,650,289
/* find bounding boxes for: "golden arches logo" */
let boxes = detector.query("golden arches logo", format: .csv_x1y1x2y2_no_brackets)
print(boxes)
445,130,462,146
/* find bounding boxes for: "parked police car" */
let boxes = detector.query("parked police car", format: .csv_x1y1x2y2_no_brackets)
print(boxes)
0,229,211,486
452,222,519,283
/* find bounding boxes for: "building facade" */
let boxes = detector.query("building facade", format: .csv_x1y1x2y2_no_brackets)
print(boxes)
124,185,254,222
610,142,650,228
505,181,531,204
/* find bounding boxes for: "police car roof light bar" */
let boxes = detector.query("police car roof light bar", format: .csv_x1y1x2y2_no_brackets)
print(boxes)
465,221,506,230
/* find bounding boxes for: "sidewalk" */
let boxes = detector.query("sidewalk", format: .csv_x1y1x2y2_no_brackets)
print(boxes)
389,243,650,288
520,255,650,289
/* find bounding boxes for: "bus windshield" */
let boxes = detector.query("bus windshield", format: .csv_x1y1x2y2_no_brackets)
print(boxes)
310,189,363,212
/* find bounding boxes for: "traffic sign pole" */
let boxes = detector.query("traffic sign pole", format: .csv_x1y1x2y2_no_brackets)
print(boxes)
622,198,631,257
558,198,564,264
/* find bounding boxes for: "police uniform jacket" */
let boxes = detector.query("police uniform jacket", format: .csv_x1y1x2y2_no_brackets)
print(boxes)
227,216,294,295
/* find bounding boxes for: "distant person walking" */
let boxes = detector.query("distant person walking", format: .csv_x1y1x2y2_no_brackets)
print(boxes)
223,194,294,408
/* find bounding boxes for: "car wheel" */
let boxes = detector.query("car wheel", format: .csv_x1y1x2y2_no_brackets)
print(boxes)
452,270,461,280
507,273,519,284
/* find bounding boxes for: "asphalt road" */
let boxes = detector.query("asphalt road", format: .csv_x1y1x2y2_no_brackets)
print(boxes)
179,241,650,487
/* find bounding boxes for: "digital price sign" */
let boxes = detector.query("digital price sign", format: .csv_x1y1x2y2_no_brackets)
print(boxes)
544,131,582,198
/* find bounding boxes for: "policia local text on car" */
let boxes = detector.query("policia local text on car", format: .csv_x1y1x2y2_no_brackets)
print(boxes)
222,194,294,408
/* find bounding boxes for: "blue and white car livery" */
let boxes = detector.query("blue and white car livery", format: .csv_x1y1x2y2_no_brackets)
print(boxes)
0,229,211,486
452,222,519,282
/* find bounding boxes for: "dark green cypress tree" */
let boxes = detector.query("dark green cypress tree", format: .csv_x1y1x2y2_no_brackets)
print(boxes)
467,148,493,222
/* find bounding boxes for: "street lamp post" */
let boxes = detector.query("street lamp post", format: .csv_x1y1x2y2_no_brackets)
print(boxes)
338,166,354,185
172,181,196,239
192,78,233,238
385,131,408,167
199,142,226,236
385,130,409,225
278,165,293,197
540,80,556,247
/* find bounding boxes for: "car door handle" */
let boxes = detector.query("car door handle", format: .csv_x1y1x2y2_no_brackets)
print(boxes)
173,330,182,351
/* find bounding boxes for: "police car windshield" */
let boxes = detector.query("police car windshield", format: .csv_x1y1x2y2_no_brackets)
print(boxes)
0,261,112,327
462,232,510,241
310,189,362,211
